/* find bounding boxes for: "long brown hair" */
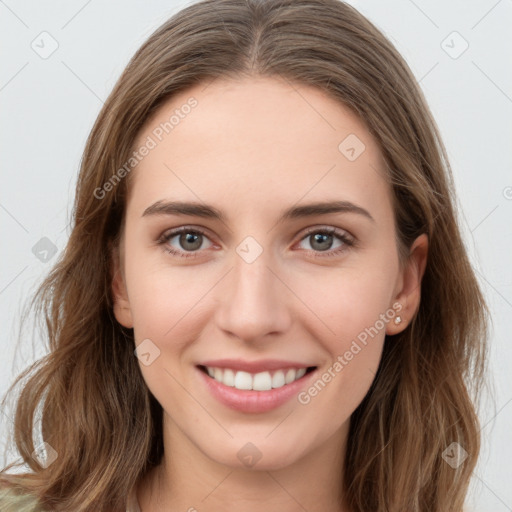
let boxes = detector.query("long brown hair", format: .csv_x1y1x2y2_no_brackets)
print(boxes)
0,0,489,510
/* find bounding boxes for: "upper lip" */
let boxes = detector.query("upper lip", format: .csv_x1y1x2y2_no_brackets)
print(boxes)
199,359,316,373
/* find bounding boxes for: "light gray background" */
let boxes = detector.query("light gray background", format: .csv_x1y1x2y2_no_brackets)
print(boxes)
1,0,511,510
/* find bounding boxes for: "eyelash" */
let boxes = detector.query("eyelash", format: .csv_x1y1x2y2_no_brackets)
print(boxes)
156,226,355,260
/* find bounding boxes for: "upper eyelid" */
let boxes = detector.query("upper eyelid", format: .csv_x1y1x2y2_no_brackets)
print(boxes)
159,225,215,243
299,225,353,239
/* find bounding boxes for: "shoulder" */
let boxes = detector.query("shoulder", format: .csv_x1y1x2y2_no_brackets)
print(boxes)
0,486,44,512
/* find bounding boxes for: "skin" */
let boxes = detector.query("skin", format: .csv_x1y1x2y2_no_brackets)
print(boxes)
111,76,428,511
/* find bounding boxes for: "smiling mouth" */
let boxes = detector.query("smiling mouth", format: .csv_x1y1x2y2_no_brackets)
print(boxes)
198,365,317,391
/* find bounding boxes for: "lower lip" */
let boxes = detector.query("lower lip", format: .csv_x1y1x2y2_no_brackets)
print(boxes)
197,367,316,413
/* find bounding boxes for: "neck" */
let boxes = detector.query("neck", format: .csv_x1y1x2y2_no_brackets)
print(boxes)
138,412,351,512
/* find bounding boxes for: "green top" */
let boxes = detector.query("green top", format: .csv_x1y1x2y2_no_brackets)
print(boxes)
0,486,141,511
0,487,44,511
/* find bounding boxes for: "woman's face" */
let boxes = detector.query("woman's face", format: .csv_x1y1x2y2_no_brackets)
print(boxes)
112,76,426,471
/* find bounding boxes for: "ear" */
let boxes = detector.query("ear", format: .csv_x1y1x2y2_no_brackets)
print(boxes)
110,242,134,329
386,233,428,335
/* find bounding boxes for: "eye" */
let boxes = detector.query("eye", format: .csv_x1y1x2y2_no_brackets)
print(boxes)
157,225,355,260
157,227,213,258
296,227,354,257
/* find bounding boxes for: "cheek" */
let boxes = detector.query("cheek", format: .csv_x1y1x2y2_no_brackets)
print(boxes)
295,285,390,436
293,260,397,344
124,241,202,331
293,262,395,404
126,263,210,412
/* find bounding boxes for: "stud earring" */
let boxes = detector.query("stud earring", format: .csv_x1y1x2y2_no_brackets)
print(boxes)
394,316,402,325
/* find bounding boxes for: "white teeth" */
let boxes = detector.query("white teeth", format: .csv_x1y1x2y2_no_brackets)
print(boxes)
285,369,296,384
296,368,307,379
253,371,272,391
234,371,253,390
271,370,286,388
223,368,235,387
204,366,310,390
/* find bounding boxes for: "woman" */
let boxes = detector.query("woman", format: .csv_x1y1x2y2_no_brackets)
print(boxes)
0,0,488,510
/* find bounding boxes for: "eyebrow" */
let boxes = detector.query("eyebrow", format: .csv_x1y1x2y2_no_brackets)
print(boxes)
142,199,375,224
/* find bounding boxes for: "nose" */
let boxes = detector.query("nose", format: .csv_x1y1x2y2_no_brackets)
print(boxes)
214,250,292,344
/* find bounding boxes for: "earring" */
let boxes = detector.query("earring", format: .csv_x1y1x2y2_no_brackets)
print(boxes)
394,316,402,325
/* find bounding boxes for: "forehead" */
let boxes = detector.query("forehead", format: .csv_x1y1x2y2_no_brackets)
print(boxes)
128,76,391,220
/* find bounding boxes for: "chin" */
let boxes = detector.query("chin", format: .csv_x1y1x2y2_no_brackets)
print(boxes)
202,437,310,472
